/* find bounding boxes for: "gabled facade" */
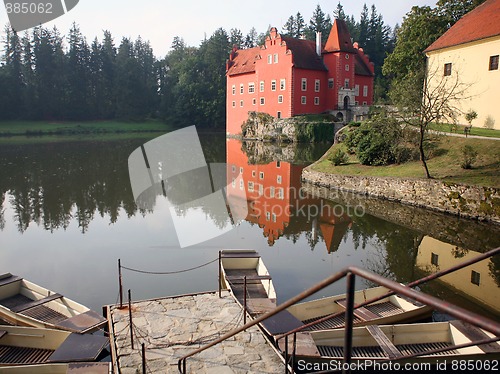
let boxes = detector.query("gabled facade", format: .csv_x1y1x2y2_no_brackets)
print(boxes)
226,19,375,135
424,0,500,130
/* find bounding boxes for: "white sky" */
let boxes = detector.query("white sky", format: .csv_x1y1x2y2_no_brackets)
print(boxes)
1,1,436,58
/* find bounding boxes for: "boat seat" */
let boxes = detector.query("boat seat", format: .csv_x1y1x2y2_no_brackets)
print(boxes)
336,299,379,321
365,325,403,359
221,250,260,258
0,274,22,287
0,330,6,339
226,275,272,284
450,320,500,353
11,293,63,313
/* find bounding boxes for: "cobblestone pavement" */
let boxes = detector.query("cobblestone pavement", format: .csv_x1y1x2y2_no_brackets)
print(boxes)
108,291,286,373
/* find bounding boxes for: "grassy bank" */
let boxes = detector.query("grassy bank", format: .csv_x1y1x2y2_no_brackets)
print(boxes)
427,122,500,138
313,135,500,188
0,120,172,137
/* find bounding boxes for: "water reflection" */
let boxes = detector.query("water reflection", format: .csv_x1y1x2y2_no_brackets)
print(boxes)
226,139,351,250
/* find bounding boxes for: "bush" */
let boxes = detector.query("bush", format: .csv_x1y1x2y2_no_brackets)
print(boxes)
460,145,478,169
329,147,349,166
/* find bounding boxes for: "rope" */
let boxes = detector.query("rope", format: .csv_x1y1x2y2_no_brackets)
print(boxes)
121,258,218,275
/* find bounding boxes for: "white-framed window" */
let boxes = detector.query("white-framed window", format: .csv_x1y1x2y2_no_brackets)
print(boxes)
239,179,244,190
280,79,286,90
328,78,334,89
239,167,243,174
315,79,320,92
314,97,320,105
240,100,244,107
301,78,307,91
277,175,282,184
248,181,254,192
231,178,236,188
266,212,271,221
232,101,236,108
259,184,263,196
259,171,264,180
252,98,256,105
344,79,349,88
252,170,256,177
240,84,244,94
355,84,360,96
271,80,277,91
345,64,350,71
260,81,265,92
232,165,236,173
274,53,278,63
345,54,350,59
278,95,283,103
270,186,275,198
248,82,255,93
267,54,272,64
232,85,236,95
272,213,277,222
363,85,368,97
260,97,265,105
301,96,307,104
277,188,284,199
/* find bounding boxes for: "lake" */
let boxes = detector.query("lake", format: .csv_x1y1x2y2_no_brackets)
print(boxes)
0,131,499,321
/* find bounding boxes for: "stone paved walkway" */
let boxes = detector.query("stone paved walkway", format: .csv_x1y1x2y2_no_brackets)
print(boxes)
108,291,286,373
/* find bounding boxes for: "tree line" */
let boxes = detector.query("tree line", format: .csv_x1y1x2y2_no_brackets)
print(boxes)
0,1,484,128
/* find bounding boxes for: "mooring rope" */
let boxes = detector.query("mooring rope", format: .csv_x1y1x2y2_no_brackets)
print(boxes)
121,258,218,275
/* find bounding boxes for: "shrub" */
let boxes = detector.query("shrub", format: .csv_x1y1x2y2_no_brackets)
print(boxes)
484,115,495,129
329,147,349,166
460,145,478,169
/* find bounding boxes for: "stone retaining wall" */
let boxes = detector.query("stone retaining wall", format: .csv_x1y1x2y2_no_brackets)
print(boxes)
302,168,500,224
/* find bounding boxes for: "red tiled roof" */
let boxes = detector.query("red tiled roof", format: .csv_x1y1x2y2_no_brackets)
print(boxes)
227,47,260,76
355,54,373,76
281,37,327,71
325,19,357,53
425,0,500,52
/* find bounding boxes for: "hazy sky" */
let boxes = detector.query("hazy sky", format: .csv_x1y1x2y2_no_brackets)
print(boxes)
1,1,436,58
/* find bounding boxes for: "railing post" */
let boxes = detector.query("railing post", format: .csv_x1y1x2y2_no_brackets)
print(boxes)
284,334,289,374
343,272,355,374
243,276,247,325
292,332,297,374
118,259,123,309
128,289,134,350
142,343,146,374
218,251,222,298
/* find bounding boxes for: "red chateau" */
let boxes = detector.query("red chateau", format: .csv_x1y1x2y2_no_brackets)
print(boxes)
226,19,375,135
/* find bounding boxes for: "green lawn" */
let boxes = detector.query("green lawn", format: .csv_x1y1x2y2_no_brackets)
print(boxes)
427,122,500,138
313,136,500,188
0,120,172,137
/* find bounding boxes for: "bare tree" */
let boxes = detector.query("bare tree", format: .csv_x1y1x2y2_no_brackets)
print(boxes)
389,61,473,178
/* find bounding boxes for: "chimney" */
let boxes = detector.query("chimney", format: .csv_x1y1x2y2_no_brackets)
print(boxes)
316,32,322,56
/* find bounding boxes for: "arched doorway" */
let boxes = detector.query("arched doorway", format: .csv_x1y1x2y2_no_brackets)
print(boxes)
343,96,350,109
336,112,344,122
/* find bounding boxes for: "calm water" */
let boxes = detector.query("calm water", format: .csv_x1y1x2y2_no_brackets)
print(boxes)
0,132,499,320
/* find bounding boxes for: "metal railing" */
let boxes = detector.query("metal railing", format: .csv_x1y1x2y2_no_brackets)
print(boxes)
178,247,500,373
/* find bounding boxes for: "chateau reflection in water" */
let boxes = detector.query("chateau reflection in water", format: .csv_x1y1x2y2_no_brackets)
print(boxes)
226,139,351,250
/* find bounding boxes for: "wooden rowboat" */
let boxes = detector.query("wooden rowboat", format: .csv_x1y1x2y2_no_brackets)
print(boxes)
219,249,277,316
0,273,106,334
289,320,500,364
0,362,111,373
286,285,433,331
0,325,109,367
